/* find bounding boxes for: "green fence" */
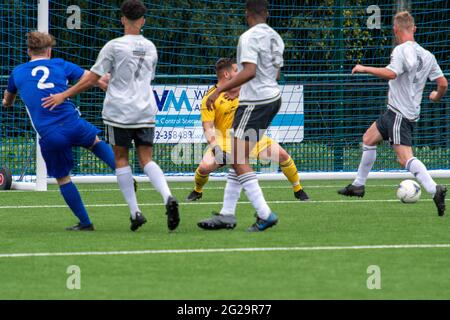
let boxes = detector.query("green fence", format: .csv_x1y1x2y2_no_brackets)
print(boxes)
1,0,449,179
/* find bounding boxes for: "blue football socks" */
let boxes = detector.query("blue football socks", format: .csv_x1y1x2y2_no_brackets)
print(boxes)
60,182,91,226
92,140,116,170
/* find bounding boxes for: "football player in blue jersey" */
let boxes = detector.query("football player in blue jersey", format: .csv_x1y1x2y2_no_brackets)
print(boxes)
2,31,116,231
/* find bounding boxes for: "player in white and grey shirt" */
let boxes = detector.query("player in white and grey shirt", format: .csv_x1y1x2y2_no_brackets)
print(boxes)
236,21,284,105
385,40,444,121
91,34,158,129
205,0,284,232
41,0,180,231
338,11,448,216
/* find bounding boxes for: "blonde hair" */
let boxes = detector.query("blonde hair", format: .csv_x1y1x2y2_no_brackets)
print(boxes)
394,11,415,31
27,31,56,55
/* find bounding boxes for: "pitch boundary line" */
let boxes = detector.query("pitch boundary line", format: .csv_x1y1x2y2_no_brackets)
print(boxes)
0,198,434,210
8,185,403,193
1,244,450,259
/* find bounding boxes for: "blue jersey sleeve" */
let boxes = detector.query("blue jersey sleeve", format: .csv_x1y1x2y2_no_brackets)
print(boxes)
7,73,17,94
64,60,85,82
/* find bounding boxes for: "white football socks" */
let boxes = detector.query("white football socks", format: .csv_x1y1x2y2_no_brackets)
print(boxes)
237,172,271,220
220,169,242,216
116,166,140,218
406,157,437,195
143,161,172,204
353,144,377,187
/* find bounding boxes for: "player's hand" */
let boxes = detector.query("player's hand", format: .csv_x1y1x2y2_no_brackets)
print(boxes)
352,64,366,74
97,73,110,92
429,91,441,102
206,90,220,111
2,90,12,107
41,93,66,110
224,88,240,100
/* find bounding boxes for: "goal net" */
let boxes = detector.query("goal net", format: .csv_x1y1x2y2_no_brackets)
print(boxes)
1,0,449,190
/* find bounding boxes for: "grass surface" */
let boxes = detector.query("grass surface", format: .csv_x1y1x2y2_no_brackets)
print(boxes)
1,179,450,299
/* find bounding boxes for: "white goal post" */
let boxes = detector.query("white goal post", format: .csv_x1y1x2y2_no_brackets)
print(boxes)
35,0,49,191
11,0,49,191
13,0,49,191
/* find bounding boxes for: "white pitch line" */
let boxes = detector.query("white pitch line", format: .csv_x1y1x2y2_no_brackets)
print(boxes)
1,244,450,259
0,199,434,210
7,185,402,193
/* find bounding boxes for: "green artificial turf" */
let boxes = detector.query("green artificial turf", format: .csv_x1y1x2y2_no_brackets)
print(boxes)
1,179,449,299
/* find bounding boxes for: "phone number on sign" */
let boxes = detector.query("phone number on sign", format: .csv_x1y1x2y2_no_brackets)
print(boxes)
155,130,194,141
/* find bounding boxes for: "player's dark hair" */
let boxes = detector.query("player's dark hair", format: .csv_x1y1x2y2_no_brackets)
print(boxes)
215,58,236,77
246,0,269,16
27,31,56,55
121,0,147,21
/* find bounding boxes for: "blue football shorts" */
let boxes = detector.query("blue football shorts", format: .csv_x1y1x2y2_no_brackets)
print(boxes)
39,118,100,179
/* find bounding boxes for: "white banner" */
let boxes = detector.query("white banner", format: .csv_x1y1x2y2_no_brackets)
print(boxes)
153,85,304,143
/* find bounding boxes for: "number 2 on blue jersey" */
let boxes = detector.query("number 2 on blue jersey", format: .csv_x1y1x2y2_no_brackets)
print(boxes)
32,66,55,89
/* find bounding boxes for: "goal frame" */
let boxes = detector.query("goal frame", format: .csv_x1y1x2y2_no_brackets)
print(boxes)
13,0,49,191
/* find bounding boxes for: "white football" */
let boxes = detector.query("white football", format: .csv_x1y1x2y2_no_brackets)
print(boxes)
397,179,421,203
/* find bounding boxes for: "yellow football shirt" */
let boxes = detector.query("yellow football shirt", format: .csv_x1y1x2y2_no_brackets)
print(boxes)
201,86,238,153
200,86,273,156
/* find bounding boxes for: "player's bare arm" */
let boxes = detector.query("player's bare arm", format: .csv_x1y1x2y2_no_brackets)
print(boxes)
202,120,226,162
429,76,448,102
2,89,16,108
202,121,216,146
206,63,256,111
352,64,397,80
41,71,101,109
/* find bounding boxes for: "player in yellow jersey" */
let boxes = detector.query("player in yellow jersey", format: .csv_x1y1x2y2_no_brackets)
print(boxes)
187,58,309,203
